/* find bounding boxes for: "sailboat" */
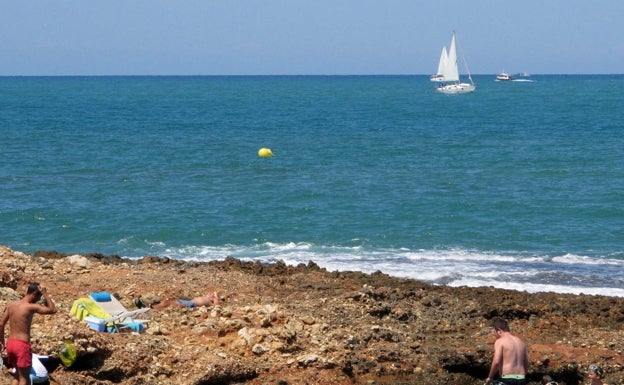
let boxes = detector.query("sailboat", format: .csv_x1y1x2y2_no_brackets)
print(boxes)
432,31,475,94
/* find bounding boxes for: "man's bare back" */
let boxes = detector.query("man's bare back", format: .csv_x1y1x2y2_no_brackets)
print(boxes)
486,319,529,385
190,292,220,307
495,333,528,375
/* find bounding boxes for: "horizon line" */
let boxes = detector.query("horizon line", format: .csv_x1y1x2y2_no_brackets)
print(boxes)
1,73,623,77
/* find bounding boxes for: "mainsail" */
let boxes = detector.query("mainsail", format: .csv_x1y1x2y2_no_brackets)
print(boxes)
444,33,459,82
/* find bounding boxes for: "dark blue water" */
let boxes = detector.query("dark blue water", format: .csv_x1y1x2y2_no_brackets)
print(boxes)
1,75,623,295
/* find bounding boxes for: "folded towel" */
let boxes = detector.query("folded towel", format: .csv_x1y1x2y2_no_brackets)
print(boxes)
106,321,145,333
122,322,146,333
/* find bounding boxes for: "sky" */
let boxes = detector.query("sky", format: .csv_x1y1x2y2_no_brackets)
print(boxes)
1,1,623,76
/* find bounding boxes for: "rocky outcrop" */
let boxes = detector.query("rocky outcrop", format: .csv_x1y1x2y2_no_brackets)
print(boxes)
1,246,623,385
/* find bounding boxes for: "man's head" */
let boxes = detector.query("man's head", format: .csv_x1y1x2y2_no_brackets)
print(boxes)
589,364,603,378
492,318,510,337
27,282,42,301
493,318,510,331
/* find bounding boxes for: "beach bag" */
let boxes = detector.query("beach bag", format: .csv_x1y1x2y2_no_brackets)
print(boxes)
59,339,77,367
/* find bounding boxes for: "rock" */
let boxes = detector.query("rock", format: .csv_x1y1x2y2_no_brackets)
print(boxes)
1,246,624,385
0,287,19,300
296,353,319,367
66,254,91,269
252,343,269,355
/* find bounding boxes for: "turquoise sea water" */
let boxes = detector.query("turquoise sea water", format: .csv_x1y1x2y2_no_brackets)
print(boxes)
1,75,623,295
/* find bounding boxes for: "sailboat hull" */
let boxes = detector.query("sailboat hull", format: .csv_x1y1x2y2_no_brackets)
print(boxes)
436,82,476,94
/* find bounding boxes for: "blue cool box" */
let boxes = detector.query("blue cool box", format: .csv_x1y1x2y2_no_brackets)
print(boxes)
84,316,106,332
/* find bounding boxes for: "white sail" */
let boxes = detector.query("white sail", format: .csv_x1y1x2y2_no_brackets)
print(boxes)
444,33,459,82
436,46,447,76
430,46,448,81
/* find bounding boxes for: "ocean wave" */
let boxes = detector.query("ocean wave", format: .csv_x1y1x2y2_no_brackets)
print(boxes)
448,278,624,297
132,242,624,297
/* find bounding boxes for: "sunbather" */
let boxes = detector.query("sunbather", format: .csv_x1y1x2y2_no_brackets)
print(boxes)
135,292,219,310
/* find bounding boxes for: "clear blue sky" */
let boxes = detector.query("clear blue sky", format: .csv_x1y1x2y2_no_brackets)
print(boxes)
2,1,623,76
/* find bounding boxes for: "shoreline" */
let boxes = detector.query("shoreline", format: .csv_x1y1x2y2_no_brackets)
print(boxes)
1,246,624,385
25,246,624,299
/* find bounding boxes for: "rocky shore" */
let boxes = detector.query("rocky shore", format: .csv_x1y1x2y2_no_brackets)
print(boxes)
1,245,623,385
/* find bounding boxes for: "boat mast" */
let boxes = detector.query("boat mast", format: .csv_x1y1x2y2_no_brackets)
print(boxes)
462,55,474,85
455,34,474,85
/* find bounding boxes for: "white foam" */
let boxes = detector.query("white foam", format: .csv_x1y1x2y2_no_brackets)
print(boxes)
130,242,624,297
553,253,624,266
448,278,624,297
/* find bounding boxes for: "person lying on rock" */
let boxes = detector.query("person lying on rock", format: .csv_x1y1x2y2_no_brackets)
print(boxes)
135,292,220,310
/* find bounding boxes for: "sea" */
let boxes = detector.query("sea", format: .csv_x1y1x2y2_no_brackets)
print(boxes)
1,75,623,297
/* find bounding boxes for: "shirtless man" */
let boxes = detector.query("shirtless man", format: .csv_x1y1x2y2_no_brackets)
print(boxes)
138,292,220,310
485,318,529,385
0,282,57,385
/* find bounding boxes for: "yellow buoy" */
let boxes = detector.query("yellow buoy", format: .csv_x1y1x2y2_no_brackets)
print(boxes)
258,148,273,157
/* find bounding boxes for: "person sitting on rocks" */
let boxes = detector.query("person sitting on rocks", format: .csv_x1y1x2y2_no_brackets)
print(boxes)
135,292,220,310
588,364,606,385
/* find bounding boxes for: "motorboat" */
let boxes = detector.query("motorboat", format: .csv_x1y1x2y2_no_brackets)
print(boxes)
496,71,514,81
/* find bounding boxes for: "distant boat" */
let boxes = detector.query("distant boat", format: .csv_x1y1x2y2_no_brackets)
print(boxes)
496,71,514,81
432,31,475,94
